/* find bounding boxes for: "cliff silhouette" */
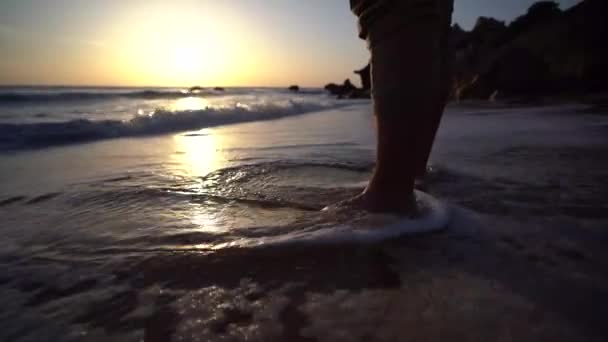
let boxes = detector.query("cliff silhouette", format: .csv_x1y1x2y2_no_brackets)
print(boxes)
327,0,608,101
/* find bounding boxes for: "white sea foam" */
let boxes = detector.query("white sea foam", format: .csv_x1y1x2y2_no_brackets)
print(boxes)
212,191,450,249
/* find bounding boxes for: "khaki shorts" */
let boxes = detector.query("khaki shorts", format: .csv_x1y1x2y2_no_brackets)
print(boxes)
350,0,453,47
351,0,454,103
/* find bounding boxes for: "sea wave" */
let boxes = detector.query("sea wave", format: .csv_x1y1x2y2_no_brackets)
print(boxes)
0,89,219,103
0,99,348,150
0,88,327,103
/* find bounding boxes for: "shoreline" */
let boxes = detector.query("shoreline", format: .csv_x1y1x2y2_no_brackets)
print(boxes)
51,206,608,341
1,94,607,341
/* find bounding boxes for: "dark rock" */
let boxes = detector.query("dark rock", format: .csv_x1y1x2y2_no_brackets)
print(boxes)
346,88,371,99
324,83,341,95
324,79,360,98
213,87,225,91
325,62,371,99
492,47,550,94
354,64,371,91
505,1,562,42
188,86,203,94
456,47,550,100
288,85,300,92
471,17,508,48
450,0,608,100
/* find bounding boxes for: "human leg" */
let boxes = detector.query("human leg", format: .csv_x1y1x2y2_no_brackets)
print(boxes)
349,0,453,214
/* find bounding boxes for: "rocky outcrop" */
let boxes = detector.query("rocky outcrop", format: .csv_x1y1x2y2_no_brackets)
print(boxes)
456,47,551,100
324,79,369,99
354,64,371,91
288,85,300,92
451,0,608,100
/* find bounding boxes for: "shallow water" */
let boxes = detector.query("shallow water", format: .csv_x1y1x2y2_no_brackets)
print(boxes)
1,88,608,340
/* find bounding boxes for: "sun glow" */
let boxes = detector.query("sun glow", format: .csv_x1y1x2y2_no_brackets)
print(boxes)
99,3,262,87
172,45,205,75
117,30,231,86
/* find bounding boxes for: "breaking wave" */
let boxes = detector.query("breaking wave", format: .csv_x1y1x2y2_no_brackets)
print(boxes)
0,99,348,150
0,87,327,104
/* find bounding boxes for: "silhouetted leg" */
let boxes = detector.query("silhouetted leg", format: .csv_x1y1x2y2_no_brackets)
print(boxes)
413,0,454,178
344,0,453,214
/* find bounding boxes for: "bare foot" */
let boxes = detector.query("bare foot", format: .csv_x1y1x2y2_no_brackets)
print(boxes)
323,189,417,217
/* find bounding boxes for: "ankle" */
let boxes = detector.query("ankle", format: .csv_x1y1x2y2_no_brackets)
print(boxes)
360,189,416,215
367,169,415,195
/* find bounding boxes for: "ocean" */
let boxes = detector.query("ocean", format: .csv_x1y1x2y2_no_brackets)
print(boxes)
1,86,607,341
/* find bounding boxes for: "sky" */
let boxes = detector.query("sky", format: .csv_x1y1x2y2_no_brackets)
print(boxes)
0,0,579,87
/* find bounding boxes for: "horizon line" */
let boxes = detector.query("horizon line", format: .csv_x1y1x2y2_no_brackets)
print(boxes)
0,84,327,89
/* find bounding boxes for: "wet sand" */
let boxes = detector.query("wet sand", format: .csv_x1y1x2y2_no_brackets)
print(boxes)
31,206,603,342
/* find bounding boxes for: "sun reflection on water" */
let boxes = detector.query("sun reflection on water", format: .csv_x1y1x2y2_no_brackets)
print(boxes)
172,129,225,179
172,96,210,111
188,203,227,235
171,129,230,235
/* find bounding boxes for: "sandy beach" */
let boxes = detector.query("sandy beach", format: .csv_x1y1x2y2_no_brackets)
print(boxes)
1,94,607,341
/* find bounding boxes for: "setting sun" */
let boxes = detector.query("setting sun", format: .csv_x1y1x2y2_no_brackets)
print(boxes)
157,35,226,86
172,45,204,75
106,3,244,87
